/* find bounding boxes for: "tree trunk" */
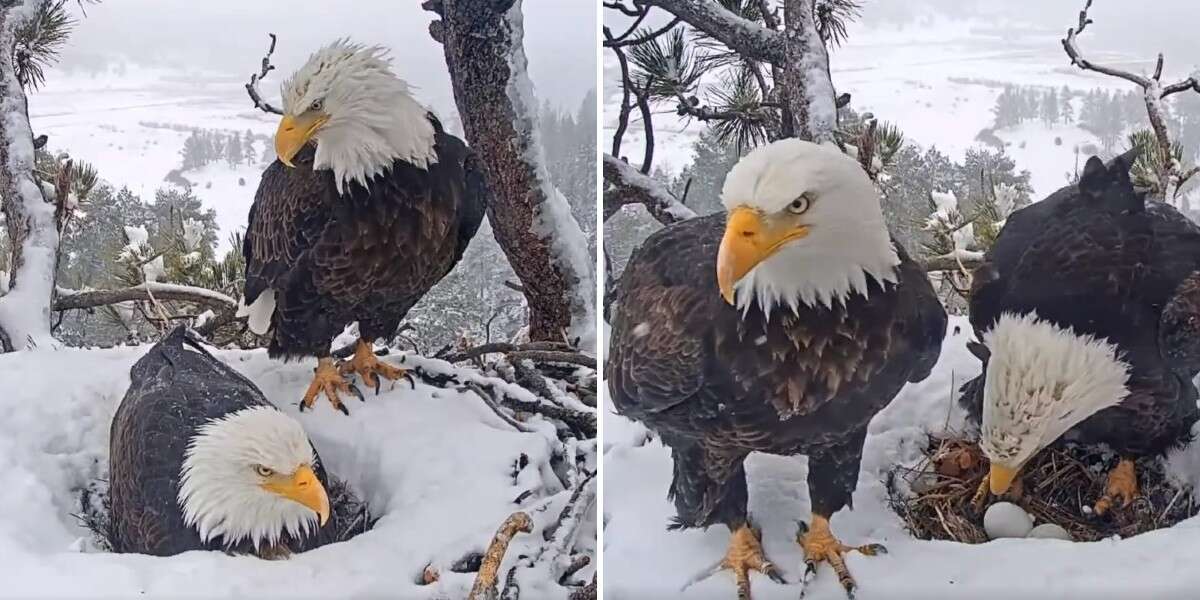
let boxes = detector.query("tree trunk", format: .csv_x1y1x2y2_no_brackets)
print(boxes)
780,0,836,143
426,0,595,344
0,0,55,352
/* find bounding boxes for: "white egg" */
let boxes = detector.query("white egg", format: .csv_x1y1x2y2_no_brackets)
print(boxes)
983,502,1033,539
1028,523,1073,541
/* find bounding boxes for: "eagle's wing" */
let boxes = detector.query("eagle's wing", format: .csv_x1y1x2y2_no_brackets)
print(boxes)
242,148,332,306
607,217,721,416
895,241,947,383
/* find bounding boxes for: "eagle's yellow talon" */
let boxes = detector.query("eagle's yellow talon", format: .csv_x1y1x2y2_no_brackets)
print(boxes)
301,357,352,415
797,515,882,599
342,339,408,393
721,524,785,600
1094,458,1138,516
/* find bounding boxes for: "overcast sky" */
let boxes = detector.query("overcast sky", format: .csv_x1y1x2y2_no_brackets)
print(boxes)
52,0,596,113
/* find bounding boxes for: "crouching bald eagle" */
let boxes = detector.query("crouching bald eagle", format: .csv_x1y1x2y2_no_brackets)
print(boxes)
238,40,488,414
608,140,946,597
960,150,1200,515
109,327,335,557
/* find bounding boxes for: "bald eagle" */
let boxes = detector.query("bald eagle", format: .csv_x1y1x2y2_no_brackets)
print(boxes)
608,140,946,597
109,327,335,557
238,40,488,414
960,150,1200,514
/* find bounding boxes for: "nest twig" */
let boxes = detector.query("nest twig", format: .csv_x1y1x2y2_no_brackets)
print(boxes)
468,511,534,600
887,435,1196,543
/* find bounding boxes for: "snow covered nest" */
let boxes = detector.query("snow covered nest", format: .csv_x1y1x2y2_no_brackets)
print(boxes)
0,340,596,598
887,435,1198,544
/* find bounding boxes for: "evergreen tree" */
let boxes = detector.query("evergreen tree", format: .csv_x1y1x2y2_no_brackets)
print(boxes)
1041,88,1059,125
225,132,243,167
1060,85,1075,123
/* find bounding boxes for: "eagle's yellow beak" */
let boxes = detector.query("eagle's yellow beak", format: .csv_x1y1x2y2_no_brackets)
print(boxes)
262,464,330,526
988,463,1019,496
716,206,810,305
275,112,329,168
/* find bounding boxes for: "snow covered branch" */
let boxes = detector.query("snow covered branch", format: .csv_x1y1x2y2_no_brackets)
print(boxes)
636,0,837,142
54,282,237,312
244,33,283,116
641,0,785,61
603,154,697,226
426,0,596,345
921,250,984,273
0,0,56,352
468,511,533,600
1061,0,1200,202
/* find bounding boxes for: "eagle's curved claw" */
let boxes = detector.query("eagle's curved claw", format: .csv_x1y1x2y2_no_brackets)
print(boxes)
342,339,410,393
301,357,356,416
797,516,883,600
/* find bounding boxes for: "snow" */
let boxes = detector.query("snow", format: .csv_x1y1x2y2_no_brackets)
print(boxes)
603,317,1200,598
0,342,593,598
504,0,596,347
0,0,59,352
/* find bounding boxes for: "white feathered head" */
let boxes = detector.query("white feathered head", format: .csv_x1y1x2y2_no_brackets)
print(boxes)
979,312,1131,494
178,406,330,551
716,139,899,315
276,39,438,193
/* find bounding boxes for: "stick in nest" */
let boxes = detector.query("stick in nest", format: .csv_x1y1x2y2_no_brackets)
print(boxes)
468,511,534,600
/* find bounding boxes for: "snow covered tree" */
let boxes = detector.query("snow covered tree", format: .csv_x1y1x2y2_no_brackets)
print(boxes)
0,0,61,350
425,0,596,344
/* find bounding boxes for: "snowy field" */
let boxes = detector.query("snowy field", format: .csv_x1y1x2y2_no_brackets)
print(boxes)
602,317,1200,599
0,342,594,599
604,17,1152,199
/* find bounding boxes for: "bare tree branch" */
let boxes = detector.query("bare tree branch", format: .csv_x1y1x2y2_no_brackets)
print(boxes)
468,512,533,600
244,33,283,115
603,154,697,226
1061,0,1200,202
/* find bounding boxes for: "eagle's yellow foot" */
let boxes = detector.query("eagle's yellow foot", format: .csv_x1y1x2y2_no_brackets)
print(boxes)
720,524,786,600
340,339,414,394
797,515,885,599
681,524,785,600
1094,458,1139,516
301,357,362,415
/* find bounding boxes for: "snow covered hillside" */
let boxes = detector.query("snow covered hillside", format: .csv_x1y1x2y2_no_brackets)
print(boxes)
604,17,1150,199
0,343,594,599
602,317,1200,599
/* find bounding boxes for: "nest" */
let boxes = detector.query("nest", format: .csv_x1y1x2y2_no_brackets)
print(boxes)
75,475,376,553
886,435,1198,543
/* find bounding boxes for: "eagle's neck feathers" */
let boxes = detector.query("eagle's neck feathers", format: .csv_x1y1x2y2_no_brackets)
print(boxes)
980,312,1131,469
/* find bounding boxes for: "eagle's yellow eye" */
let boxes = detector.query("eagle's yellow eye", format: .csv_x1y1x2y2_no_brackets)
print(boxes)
255,465,274,477
309,99,323,112
788,194,813,215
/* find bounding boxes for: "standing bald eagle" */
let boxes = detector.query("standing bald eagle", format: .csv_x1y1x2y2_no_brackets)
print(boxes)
960,150,1200,514
109,327,335,557
238,40,487,414
608,140,946,597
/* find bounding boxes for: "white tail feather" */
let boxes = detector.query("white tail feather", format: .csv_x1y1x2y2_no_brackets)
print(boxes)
236,290,276,336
